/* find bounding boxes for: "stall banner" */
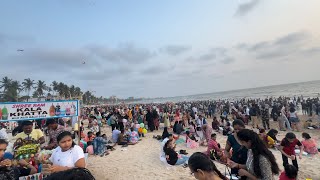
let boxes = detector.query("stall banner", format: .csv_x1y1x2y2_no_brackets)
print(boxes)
0,100,79,121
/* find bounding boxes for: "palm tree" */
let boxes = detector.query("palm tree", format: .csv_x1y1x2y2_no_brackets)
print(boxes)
69,85,76,98
57,82,65,99
22,78,35,101
51,81,58,96
36,80,47,98
1,80,22,102
0,76,12,92
62,84,70,99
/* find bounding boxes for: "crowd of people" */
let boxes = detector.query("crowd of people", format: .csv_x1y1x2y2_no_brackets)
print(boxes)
0,95,319,179
78,95,319,179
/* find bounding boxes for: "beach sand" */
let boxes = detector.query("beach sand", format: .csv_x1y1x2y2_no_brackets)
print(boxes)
87,116,320,180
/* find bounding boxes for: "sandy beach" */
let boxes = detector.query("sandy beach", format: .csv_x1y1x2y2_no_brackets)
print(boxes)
86,116,320,180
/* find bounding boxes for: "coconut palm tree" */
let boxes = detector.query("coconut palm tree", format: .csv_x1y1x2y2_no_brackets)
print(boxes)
57,82,65,98
51,81,58,96
1,80,22,102
69,85,76,98
36,80,47,98
62,84,70,99
22,78,35,101
0,76,12,92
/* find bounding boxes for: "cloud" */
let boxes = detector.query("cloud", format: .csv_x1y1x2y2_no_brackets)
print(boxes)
142,64,176,75
240,31,313,60
212,47,227,55
186,51,216,63
221,57,235,64
303,47,320,55
160,45,191,56
235,0,260,16
234,43,249,50
6,48,95,71
199,52,216,61
274,31,310,46
87,43,155,64
0,33,35,51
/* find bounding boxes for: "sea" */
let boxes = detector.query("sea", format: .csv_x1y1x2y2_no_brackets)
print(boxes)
135,80,320,104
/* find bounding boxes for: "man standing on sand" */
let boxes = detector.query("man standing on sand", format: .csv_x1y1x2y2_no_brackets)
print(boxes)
261,105,270,130
249,103,259,129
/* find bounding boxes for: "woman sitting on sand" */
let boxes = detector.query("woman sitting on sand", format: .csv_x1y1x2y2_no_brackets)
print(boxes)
205,134,223,161
188,152,227,180
301,132,318,155
117,129,136,146
163,139,189,166
266,129,279,148
224,120,248,175
162,127,170,140
48,131,85,173
93,132,110,156
228,129,280,180
186,131,199,149
211,117,220,131
130,127,139,144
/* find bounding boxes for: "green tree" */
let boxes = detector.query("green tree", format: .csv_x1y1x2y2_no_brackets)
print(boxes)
36,80,47,98
1,80,22,102
0,76,12,92
51,81,59,96
22,78,35,102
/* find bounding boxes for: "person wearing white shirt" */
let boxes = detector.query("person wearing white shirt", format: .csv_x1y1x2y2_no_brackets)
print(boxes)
160,134,174,160
48,131,85,173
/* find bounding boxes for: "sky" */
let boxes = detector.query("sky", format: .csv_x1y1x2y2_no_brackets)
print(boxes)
1,0,320,98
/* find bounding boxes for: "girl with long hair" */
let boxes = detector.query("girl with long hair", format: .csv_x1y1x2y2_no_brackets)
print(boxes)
229,129,280,180
188,152,227,180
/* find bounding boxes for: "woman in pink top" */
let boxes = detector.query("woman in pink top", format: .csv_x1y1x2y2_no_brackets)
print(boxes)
205,133,221,156
301,132,318,155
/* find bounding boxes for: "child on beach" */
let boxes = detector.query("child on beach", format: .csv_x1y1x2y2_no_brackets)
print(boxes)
186,131,198,149
86,141,94,155
279,133,303,171
130,127,139,144
279,164,298,180
84,131,95,144
266,129,279,148
185,131,197,142
205,133,223,161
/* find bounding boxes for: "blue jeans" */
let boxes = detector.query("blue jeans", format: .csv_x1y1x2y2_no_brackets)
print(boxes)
175,155,189,165
282,116,292,130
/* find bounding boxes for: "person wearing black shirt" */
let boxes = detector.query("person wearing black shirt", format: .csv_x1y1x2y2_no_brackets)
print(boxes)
163,140,189,166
